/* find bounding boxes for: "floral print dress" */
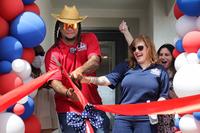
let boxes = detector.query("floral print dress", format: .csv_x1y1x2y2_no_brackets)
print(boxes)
157,70,177,133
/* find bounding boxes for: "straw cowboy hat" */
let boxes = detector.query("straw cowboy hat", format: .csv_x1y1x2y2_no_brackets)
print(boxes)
51,5,87,24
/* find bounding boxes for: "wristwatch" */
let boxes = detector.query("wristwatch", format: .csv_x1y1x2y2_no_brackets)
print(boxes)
65,89,69,97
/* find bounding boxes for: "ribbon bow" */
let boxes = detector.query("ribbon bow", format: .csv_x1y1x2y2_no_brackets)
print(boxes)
66,104,104,133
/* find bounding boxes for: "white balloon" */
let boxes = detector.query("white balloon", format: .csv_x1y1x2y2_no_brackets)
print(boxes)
12,59,32,80
176,15,197,37
173,64,200,97
174,52,189,71
0,112,25,133
187,53,200,64
12,59,26,73
179,114,200,133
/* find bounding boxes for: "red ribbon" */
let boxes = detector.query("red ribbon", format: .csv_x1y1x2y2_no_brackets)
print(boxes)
2,69,200,132
64,73,88,108
64,74,93,133
0,70,58,112
65,70,200,116
64,72,200,132
94,94,200,115
52,55,94,133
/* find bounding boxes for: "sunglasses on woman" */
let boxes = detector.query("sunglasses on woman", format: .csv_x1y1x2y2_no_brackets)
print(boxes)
61,23,77,30
131,45,144,52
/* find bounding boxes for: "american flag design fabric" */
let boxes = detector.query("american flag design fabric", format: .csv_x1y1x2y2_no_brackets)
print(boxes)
66,104,104,133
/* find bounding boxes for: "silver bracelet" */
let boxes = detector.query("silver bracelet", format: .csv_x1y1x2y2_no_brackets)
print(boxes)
89,77,96,84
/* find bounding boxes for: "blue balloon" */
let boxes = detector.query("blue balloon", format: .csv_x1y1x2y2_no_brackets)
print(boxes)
193,112,200,121
0,60,12,74
175,39,185,53
10,12,46,48
177,0,200,16
22,0,36,5
20,96,35,119
0,36,23,62
197,49,200,60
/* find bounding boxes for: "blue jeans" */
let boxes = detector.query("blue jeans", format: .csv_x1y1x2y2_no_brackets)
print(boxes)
58,110,110,133
112,119,157,133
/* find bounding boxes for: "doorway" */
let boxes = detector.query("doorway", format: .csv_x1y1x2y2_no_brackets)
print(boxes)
83,28,128,131
83,28,128,103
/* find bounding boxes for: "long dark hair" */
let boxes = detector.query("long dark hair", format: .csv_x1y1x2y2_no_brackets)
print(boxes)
157,43,176,77
53,20,82,47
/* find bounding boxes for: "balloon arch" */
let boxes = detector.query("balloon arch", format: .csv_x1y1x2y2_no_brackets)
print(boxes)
0,0,45,132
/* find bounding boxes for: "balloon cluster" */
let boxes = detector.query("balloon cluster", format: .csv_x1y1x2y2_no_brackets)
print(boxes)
173,0,200,133
0,0,46,132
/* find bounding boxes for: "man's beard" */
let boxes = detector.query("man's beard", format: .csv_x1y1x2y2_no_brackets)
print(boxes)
64,36,76,42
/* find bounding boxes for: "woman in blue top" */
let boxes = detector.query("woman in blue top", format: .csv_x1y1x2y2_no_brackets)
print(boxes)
81,35,169,133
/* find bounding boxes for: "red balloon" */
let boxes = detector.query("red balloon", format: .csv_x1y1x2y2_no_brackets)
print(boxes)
13,103,25,115
183,31,200,53
24,115,41,133
0,0,24,21
24,3,40,15
0,16,9,38
0,70,57,112
0,72,23,95
22,48,35,64
174,3,184,20
173,48,181,58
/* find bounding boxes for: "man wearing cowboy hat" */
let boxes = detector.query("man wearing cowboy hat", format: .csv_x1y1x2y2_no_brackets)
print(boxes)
45,5,110,133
